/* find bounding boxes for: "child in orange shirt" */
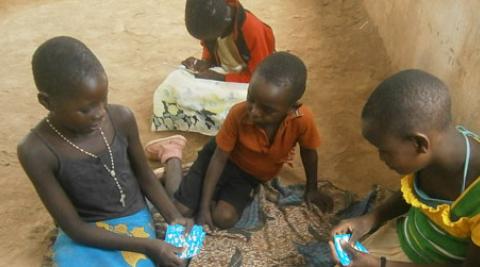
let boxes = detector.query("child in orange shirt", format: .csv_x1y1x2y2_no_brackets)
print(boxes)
155,52,333,229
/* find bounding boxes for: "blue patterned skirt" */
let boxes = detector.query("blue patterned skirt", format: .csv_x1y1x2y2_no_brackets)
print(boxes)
53,208,156,267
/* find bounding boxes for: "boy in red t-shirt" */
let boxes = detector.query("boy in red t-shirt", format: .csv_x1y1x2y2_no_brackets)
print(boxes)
181,0,275,83
158,52,332,229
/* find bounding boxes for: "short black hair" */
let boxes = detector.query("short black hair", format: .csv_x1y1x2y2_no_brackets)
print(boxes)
185,0,230,39
32,36,105,97
254,51,307,104
362,69,452,135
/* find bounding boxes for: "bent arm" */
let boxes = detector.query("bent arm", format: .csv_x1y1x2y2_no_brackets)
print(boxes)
339,233,479,267
300,146,318,193
120,107,183,223
200,147,229,212
17,138,154,254
374,251,479,267
363,234,480,267
369,190,410,229
376,263,459,267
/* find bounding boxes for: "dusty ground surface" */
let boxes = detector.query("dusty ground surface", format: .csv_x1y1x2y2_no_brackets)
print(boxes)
0,0,397,265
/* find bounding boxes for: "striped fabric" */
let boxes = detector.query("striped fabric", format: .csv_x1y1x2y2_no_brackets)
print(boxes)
397,127,480,264
397,175,480,264
397,208,468,263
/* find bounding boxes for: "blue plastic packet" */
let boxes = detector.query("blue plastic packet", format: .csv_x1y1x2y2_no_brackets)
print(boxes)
333,234,368,266
164,224,206,259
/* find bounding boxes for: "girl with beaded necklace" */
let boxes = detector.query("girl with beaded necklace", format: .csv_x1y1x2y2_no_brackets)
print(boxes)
17,36,191,267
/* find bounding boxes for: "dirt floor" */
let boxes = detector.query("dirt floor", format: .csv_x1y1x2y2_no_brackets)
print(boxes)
0,0,398,265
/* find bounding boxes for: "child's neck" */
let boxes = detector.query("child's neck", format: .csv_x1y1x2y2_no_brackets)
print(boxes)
420,126,479,196
46,116,98,140
256,107,297,142
259,115,290,144
260,121,281,144
424,126,466,177
221,22,235,38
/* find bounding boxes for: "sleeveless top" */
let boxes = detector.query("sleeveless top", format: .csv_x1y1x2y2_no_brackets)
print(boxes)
397,126,480,264
33,109,146,222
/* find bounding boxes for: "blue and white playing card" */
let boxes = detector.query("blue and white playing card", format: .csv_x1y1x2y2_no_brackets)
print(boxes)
333,234,369,266
164,224,206,259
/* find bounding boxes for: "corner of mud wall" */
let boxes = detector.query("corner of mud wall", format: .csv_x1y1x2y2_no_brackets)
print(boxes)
274,1,400,196
362,0,480,132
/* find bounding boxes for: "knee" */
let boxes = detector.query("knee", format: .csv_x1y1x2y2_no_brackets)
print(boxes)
212,204,239,229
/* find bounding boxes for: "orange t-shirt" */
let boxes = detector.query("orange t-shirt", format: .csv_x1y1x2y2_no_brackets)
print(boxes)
201,9,275,83
216,102,321,182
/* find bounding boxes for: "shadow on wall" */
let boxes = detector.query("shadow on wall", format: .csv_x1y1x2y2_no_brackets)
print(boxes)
363,0,480,131
273,0,399,195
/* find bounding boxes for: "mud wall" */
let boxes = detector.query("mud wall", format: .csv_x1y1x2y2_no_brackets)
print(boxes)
362,0,480,130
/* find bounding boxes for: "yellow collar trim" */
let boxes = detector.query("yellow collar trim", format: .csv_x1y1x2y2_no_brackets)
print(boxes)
401,175,472,238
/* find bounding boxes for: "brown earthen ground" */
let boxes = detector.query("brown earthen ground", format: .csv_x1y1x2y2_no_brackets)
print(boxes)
0,0,398,265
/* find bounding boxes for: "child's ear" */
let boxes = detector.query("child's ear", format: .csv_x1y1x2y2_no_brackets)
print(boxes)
224,5,234,22
409,133,430,154
37,92,52,111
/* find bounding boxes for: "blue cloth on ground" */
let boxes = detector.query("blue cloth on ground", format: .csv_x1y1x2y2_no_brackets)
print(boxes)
271,178,305,206
296,242,333,267
296,188,378,267
336,186,378,221
232,178,303,232
53,208,156,267
233,190,265,231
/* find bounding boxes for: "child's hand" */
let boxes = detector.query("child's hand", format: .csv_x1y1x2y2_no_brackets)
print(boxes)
181,57,210,72
305,190,334,213
330,214,377,244
171,216,194,234
196,208,215,230
328,240,379,267
146,239,186,267
195,69,224,81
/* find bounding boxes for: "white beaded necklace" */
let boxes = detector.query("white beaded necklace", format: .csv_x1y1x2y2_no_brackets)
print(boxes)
45,118,126,207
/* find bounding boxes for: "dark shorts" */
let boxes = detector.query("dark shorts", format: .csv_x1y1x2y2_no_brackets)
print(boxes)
174,138,260,214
